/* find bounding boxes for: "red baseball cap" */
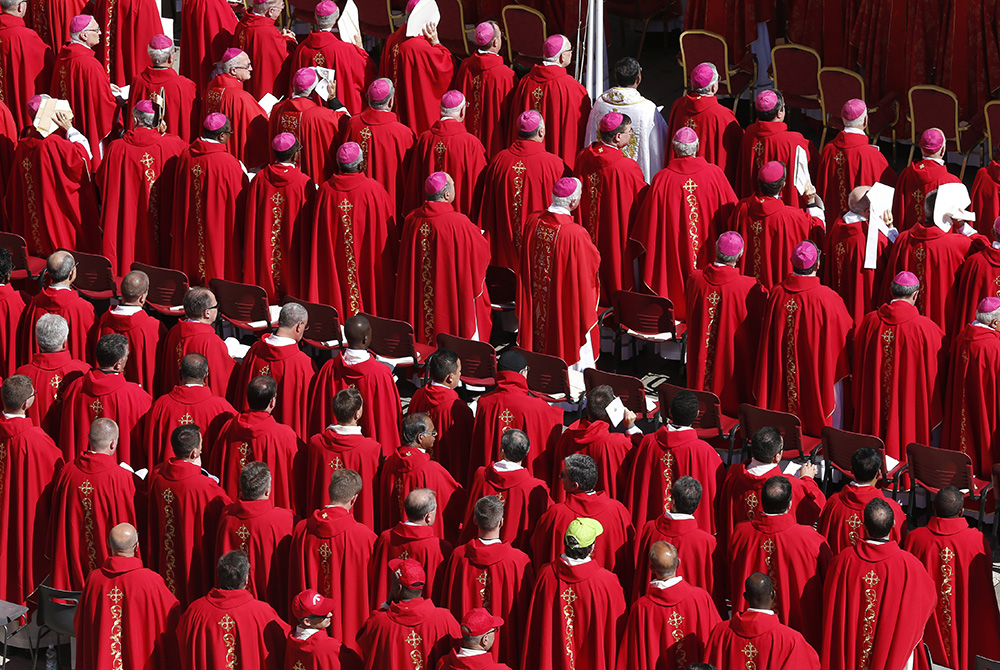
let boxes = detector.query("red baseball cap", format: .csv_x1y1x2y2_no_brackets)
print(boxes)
461,608,503,636
291,589,336,618
389,558,426,589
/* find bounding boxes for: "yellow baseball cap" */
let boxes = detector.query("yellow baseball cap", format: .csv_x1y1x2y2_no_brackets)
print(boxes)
565,517,604,548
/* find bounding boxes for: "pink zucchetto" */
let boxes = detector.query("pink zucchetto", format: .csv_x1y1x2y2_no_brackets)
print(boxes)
755,89,778,112
690,63,714,89
406,0,420,12
272,133,297,152
553,177,580,198
134,100,155,114
518,110,542,133
368,79,391,101
759,161,785,183
841,98,866,121
542,35,568,59
791,241,818,270
293,67,318,91
893,271,920,287
425,172,449,195
337,142,361,164
673,127,698,144
315,0,337,16
920,127,945,153
717,231,744,256
27,95,43,114
599,112,623,133
70,15,93,33
441,90,465,108
979,297,1000,313
475,22,495,46
203,113,227,131
149,34,173,50
222,47,245,63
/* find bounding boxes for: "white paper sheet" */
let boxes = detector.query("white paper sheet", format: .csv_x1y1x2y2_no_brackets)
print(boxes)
794,145,810,196
406,0,440,37
933,182,975,231
313,66,336,101
258,93,281,116
864,182,894,269
605,396,626,428
32,98,73,137
338,0,361,46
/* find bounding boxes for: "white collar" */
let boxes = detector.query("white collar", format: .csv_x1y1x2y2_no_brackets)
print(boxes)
560,554,592,566
666,423,692,432
183,383,205,387
70,39,91,48
111,305,143,315
650,576,683,589
924,157,945,165
275,162,296,168
843,211,867,223
747,608,775,615
665,511,695,520
972,321,995,331
50,284,71,291
477,537,502,545
457,649,488,657
600,141,618,151
402,520,422,526
430,382,451,389
547,205,572,216
341,348,371,365
541,61,560,67
843,127,866,135
993,241,1000,250
2,412,24,419
265,333,297,347
849,481,874,488
477,49,492,55
293,626,323,640
201,137,224,144
328,425,363,435
746,459,777,476
492,459,523,472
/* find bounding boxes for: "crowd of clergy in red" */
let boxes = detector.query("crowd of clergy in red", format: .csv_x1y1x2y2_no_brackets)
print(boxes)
2,0,1000,670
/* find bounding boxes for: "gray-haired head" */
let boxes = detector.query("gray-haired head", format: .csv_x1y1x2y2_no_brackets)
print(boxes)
36,313,69,353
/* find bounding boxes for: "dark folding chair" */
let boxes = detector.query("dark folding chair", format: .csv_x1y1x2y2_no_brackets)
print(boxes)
736,403,821,463
208,278,274,335
679,30,756,113
906,442,993,528
657,382,739,454
0,232,45,282
361,313,434,373
583,367,659,422
486,265,516,312
67,250,117,301
907,85,986,179
282,296,342,350
32,583,80,670
818,67,899,152
511,347,579,404
601,290,685,371
437,0,474,57
131,262,189,317
357,0,400,41
435,332,497,387
818,427,905,499
501,5,547,68
770,44,821,114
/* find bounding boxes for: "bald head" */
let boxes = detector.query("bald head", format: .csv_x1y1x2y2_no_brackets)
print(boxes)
344,315,372,349
180,353,209,384
47,250,76,284
120,271,149,303
108,523,139,556
648,541,679,580
404,488,437,524
88,418,120,453
744,572,775,609
848,186,871,216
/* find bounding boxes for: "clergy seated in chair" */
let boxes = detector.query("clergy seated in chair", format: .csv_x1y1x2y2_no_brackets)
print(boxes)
18,250,96,364
177,550,290,670
408,349,475,484
902,486,1000,670
441,496,534,668
128,34,199,142
372,488,455,606
159,287,239,398
454,21,516,157
356,557,461,670
96,270,167,393
816,446,907,554
736,90,815,206
521,518,627,670
289,469,376,655
285,588,363,670
820,499,936,670
619,541,721,670
705,573,820,670
75,524,180,670
437,608,513,670
892,128,961,232
666,62,743,182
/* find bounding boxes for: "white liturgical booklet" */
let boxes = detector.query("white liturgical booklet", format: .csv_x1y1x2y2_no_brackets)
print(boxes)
933,182,975,231
605,396,626,428
794,145,810,196
406,0,440,37
338,0,361,46
864,182,895,269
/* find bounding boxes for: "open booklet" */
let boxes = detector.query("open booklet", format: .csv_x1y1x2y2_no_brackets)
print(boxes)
32,98,73,137
406,0,441,36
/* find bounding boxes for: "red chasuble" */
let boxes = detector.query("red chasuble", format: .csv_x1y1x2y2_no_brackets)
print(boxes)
158,321,238,398
214,411,303,512
289,506,377,653
706,610,820,670
232,12,295,99
903,517,1000,670
215,498,294,614
268,97,347,184
816,131,896,224
59,369,151,464
936,0,1000,122
459,464,551,551
409,384,474,485
394,201,492,347
97,128,187,274
455,51,515,157
941,323,1000,477
129,66,201,142
48,451,138,590
666,93,743,181
28,0,85,51
633,514,722,606
816,484,907,555
550,419,637,503
405,118,487,216
286,632,361,670
521,558,626,670
736,120,814,204
950,246,1000,336
377,446,464,538
0,284,26,378
170,139,249,284
8,130,100,258
380,26,406,86
753,274,852,437
881,224,973,333
232,339,316,440
474,139,570,270
203,73,270,169
684,264,768,415
74,556,180,670
370,523,453,605
356,598,460,670
971,161,1000,232
0,14,54,131
631,155,737,319
617,579,721,670
96,308,168,394
824,215,892,327
732,195,824,290
18,288,95,364
439,650,511,670
441,539,534,667
727,513,832,649
308,353,402,452
290,30,376,115
342,108,416,216
574,142,646,302
892,159,962,231
307,171,398,318
393,36,454,135
625,426,724,533
467,371,563,482
94,0,164,86
146,458,230,607
821,540,936,670
241,163,315,301
507,64,590,169
177,587,290,670
14,351,89,437
144,384,236,467
0,416,63,604
178,0,238,94
305,427,381,525
50,42,117,169
517,210,601,365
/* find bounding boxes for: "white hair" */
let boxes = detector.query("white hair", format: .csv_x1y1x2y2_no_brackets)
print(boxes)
69,18,95,40
148,44,171,66
133,107,157,128
36,314,69,352
977,308,1000,325
672,138,699,157
543,36,570,63
316,6,339,27
278,302,308,328
690,63,719,95
441,102,464,117
222,52,247,75
844,113,867,129
552,181,582,209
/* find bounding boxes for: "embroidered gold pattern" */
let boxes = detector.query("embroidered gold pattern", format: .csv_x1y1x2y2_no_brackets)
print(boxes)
530,220,559,351
667,611,687,670
179,413,194,425
911,190,925,225
269,193,285,290
80,480,97,572
752,141,764,171
938,547,954,659
21,157,42,254
859,570,881,670
846,513,863,546
703,292,721,388
761,538,777,604
660,451,674,515
476,570,490,609
319,542,332,595
278,112,300,135
405,629,424,670
510,162,527,254
745,491,758,521
958,346,970,453
237,442,250,475
561,587,577,670
32,0,49,43
682,179,702,267
418,221,435,344
742,642,758,670
531,87,543,111
880,329,895,434
0,441,6,499
108,586,123,670
783,299,799,415
339,199,362,316
104,0,117,76
835,151,848,214
914,246,926,313
359,127,372,172
470,75,483,137
499,409,515,433
49,374,63,401
750,218,764,281
585,173,601,241
434,140,446,172
219,614,238,669
329,456,344,471
312,53,326,67
191,163,207,281
140,153,160,246
162,488,177,594
235,525,250,553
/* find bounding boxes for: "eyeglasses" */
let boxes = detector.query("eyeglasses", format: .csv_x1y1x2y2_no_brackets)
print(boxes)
420,430,438,438
207,304,219,310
